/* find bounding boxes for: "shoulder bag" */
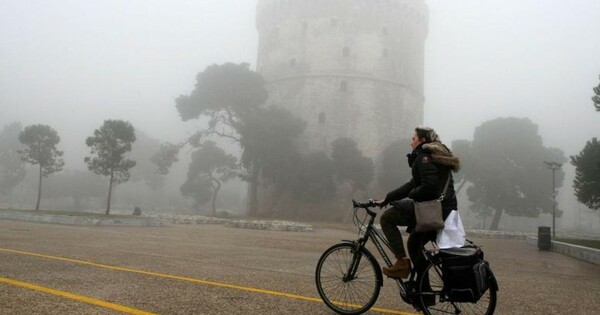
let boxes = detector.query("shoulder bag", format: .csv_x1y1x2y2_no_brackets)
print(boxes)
413,173,451,232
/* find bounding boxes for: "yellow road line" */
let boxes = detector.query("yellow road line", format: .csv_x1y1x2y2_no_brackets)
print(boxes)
0,247,417,315
0,277,155,315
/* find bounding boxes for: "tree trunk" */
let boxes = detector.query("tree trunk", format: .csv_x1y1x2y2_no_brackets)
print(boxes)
210,174,221,217
105,171,114,215
35,163,42,210
247,164,259,217
489,208,503,230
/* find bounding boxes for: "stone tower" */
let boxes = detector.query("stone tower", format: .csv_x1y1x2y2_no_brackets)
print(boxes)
255,0,428,159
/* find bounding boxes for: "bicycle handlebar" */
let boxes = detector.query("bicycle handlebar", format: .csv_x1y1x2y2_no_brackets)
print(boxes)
352,199,379,221
352,199,376,209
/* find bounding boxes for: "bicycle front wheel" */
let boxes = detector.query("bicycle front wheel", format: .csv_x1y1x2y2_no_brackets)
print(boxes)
315,243,382,315
417,261,497,315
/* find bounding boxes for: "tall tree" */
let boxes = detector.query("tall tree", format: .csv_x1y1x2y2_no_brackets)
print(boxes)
459,117,567,230
157,104,306,216
85,120,136,215
0,122,26,196
331,137,373,222
290,152,336,205
128,130,165,190
173,63,308,216
18,124,65,210
175,63,267,215
451,139,495,227
450,139,473,195
593,75,600,112
175,63,268,134
331,137,373,194
180,175,213,214
238,106,305,202
151,142,181,175
571,138,600,210
378,138,411,192
183,141,237,216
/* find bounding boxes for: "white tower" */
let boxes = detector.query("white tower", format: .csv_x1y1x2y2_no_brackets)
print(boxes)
256,0,429,159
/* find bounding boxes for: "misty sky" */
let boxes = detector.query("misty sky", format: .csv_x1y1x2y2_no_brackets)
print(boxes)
1,0,599,170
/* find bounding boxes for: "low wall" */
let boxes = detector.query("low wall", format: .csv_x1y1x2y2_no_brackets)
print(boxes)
0,211,165,227
526,236,600,266
149,214,314,232
0,211,313,232
225,219,313,232
466,229,532,240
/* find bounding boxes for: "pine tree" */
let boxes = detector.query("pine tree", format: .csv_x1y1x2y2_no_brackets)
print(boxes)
593,75,600,112
85,120,136,215
18,124,64,210
571,138,600,210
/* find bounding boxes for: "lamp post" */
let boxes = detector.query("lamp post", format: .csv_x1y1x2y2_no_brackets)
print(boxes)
543,161,562,238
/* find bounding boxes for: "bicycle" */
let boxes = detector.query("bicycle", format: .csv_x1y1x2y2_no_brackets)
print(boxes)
315,200,498,315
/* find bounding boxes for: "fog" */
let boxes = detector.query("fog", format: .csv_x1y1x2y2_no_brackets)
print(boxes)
1,0,258,162
424,0,600,155
1,1,599,231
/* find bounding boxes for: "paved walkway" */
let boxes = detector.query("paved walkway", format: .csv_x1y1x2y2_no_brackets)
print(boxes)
0,220,598,314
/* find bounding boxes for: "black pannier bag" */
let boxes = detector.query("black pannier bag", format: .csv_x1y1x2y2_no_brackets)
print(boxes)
439,247,490,303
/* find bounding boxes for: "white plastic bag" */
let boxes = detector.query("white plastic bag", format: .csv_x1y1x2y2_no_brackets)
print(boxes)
436,210,465,249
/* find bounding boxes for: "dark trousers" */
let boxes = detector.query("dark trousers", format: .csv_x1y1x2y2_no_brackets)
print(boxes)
380,199,436,275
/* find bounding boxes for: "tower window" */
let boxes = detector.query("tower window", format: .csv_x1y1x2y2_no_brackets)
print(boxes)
319,112,326,124
340,80,348,92
343,46,350,57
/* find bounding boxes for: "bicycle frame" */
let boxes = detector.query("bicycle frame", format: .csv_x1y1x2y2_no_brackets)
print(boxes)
345,206,415,299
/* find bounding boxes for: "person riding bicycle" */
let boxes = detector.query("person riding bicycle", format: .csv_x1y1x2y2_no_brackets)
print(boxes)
374,126,460,279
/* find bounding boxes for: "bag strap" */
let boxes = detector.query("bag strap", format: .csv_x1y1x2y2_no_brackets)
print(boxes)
439,171,451,201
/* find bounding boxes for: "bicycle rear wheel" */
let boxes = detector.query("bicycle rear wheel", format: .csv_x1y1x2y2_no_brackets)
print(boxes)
315,243,382,315
417,261,497,315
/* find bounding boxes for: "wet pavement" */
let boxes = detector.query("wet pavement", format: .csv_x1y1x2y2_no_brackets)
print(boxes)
0,220,598,314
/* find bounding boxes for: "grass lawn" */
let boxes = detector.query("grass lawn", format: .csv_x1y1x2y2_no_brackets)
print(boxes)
554,238,600,250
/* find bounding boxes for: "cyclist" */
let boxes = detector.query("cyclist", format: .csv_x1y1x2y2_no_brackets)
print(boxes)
374,126,460,279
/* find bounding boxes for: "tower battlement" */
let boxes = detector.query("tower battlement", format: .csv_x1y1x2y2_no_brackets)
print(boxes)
257,0,428,31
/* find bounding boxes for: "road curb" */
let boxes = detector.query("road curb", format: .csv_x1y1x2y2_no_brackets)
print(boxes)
526,236,600,265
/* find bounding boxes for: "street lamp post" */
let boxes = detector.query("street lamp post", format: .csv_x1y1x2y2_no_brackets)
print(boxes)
544,161,562,238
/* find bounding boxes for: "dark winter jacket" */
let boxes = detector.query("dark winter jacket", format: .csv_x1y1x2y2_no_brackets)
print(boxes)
383,141,460,220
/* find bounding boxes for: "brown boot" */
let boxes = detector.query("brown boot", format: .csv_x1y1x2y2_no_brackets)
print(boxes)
382,257,411,278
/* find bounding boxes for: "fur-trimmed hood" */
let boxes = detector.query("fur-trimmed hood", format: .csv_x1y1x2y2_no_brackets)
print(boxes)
422,141,461,171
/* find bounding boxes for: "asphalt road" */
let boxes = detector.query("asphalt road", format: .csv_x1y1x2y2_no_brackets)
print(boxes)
0,220,598,314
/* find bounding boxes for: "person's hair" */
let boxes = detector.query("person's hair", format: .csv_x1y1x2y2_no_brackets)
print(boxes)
415,126,440,143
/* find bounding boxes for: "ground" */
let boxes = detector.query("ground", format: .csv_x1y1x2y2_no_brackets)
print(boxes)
0,220,598,314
